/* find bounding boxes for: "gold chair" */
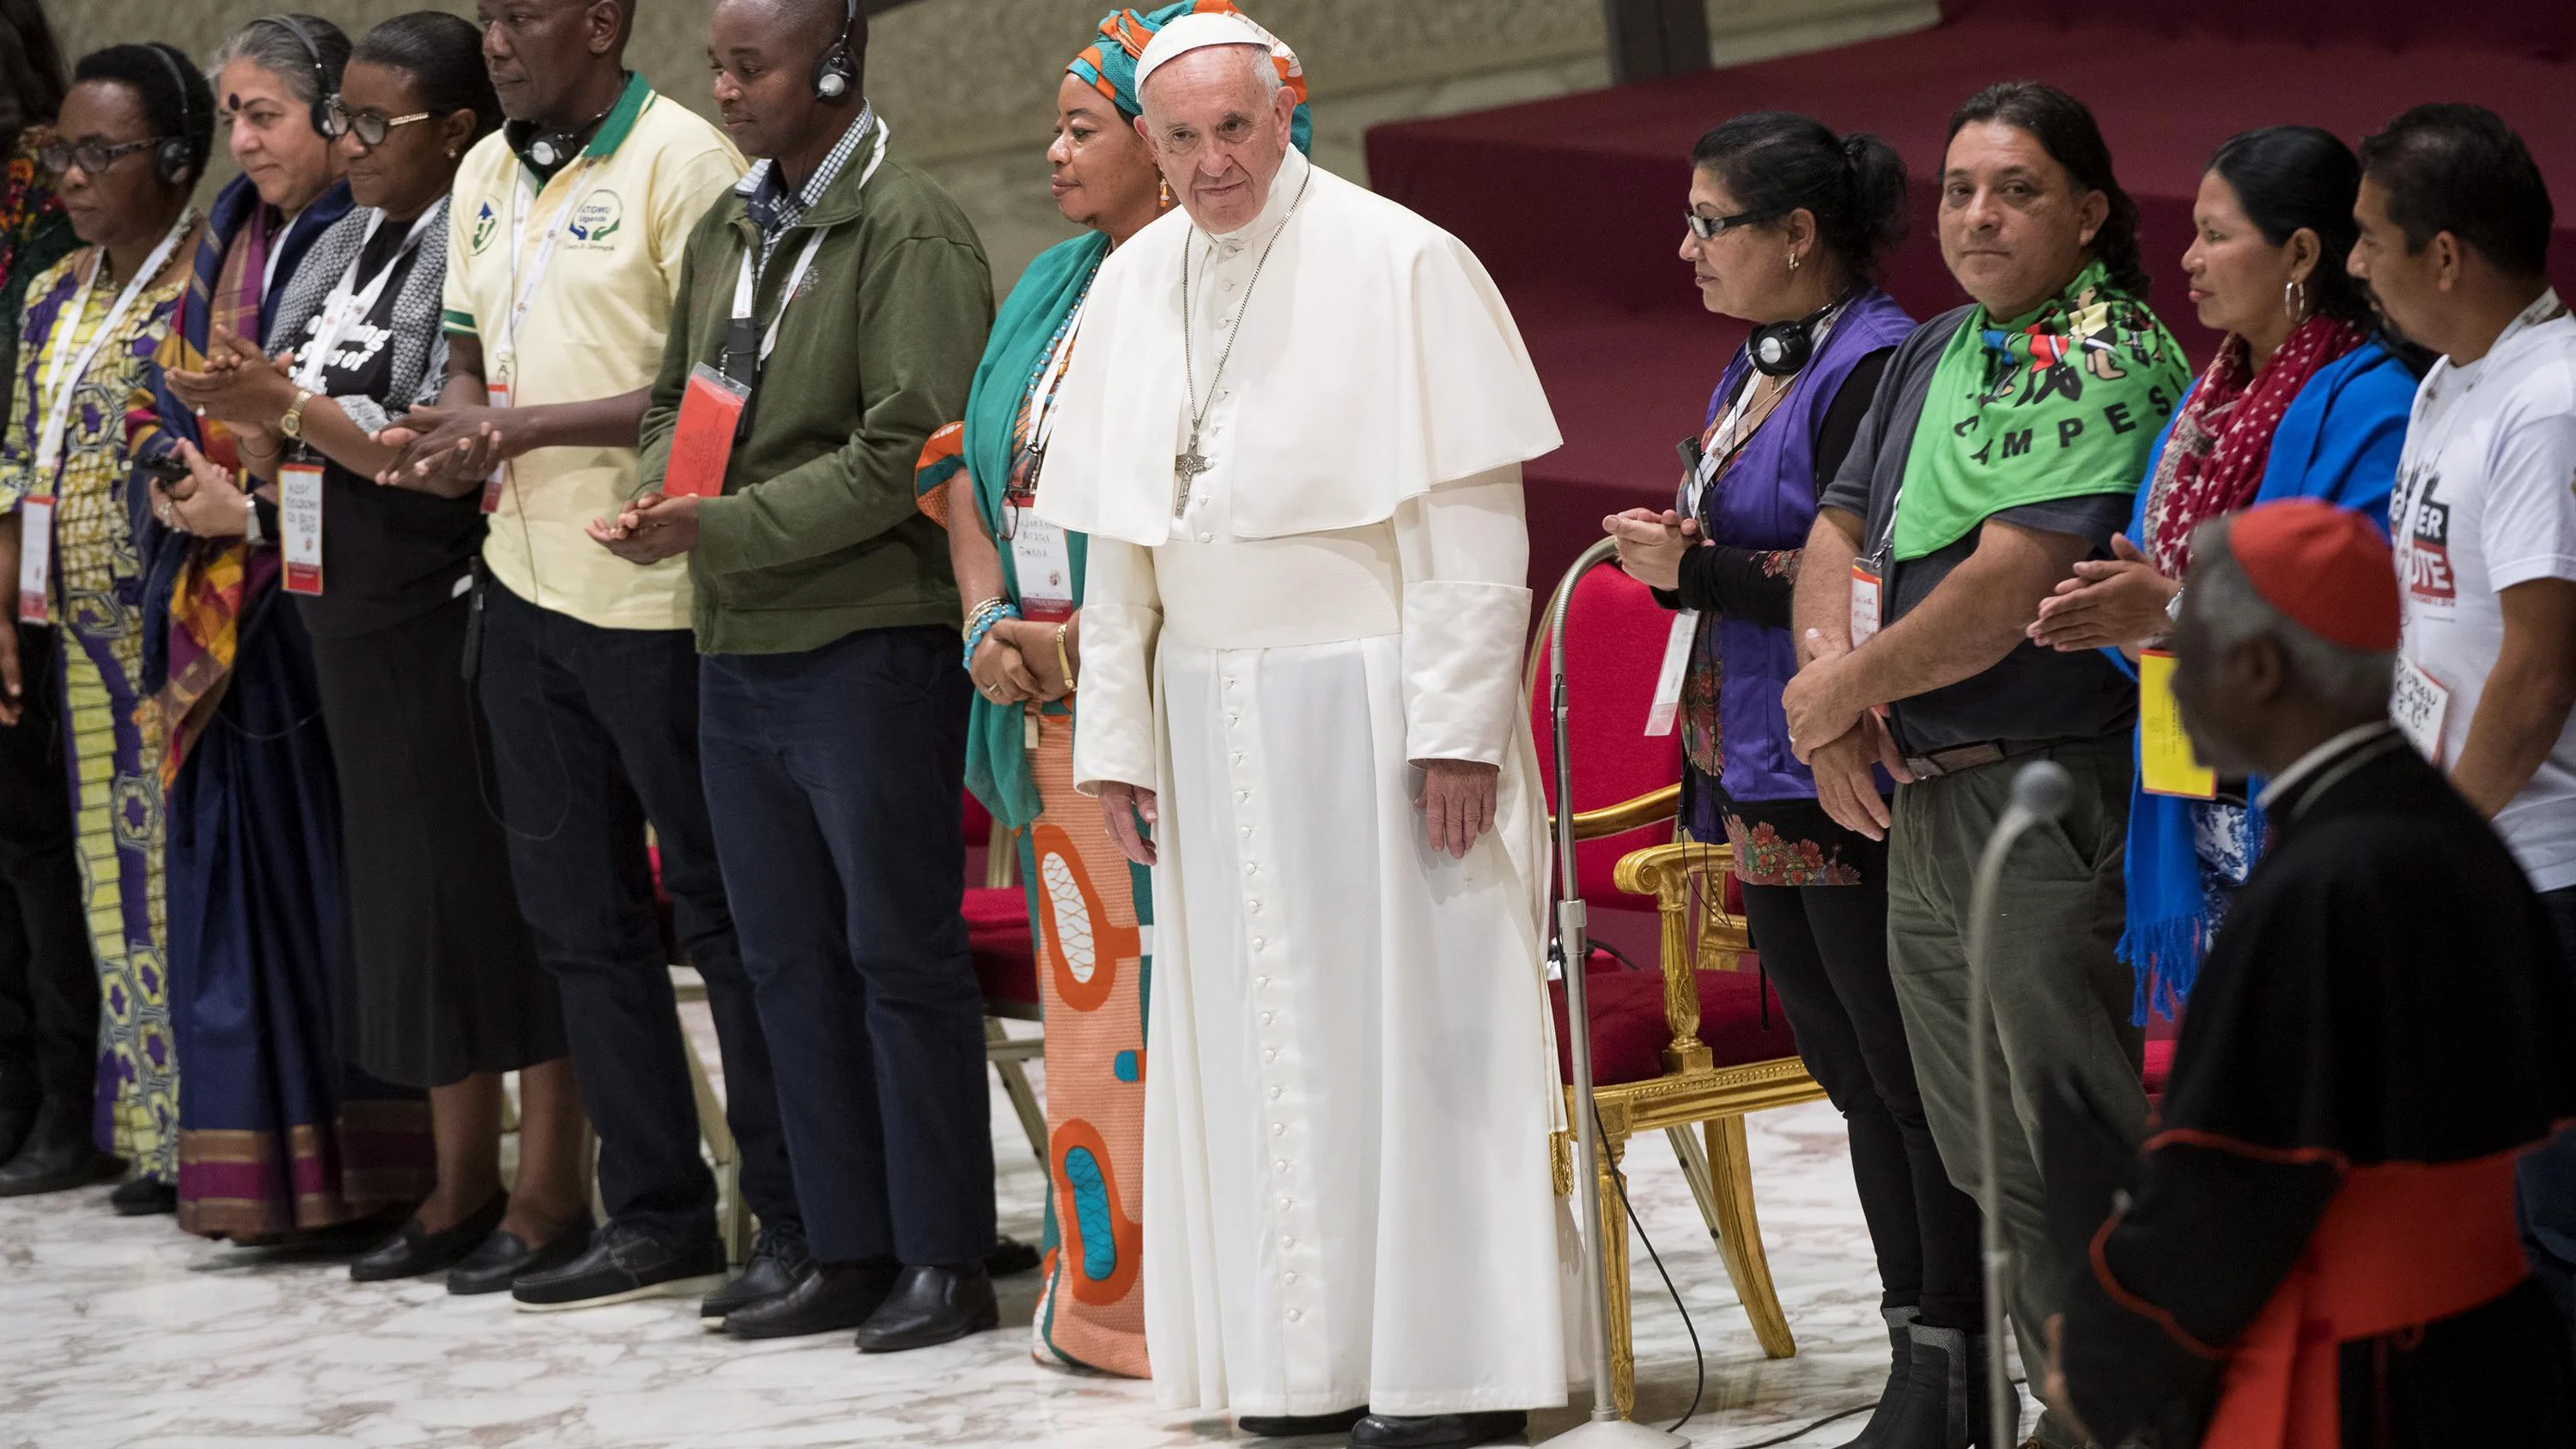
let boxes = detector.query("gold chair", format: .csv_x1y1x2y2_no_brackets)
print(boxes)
1532,566,1830,1416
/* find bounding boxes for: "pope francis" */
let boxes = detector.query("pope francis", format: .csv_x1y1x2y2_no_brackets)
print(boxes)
1036,13,1571,1449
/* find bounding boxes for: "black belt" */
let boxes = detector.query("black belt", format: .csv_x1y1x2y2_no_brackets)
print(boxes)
1901,735,2091,781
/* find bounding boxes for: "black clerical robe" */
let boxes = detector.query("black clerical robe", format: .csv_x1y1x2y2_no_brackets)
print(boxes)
2058,725,2576,1448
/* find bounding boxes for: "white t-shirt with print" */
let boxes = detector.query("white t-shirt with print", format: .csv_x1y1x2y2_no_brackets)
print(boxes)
2391,290,2576,891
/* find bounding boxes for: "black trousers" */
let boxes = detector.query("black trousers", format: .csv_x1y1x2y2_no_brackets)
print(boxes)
476,579,793,1243
0,621,94,1129
698,626,990,1268
2518,884,2576,1361
1741,853,1984,1331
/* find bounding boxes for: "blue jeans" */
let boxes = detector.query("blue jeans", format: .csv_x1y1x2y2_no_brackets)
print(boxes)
697,626,989,1267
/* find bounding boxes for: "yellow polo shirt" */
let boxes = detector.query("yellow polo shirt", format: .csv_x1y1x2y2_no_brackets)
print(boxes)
442,73,744,630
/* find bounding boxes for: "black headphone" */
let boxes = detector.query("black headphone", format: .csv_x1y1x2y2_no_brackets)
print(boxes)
1746,300,1835,378
144,43,197,185
258,14,333,139
811,0,858,101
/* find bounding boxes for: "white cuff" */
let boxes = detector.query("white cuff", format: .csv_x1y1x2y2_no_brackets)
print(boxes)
1401,579,1530,767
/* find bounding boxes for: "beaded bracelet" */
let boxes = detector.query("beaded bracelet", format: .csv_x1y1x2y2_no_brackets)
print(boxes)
962,597,1020,670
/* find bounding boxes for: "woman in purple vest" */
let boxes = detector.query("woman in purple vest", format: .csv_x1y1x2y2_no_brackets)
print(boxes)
1607,112,1984,1449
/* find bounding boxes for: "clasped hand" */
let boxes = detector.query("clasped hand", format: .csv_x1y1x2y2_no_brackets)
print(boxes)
1602,506,1698,592
165,324,296,430
374,403,510,497
2028,533,2177,653
969,619,1074,706
585,490,700,563
149,438,255,538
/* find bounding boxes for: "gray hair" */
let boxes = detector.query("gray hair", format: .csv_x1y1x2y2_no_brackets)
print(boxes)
2186,516,2397,719
204,13,348,112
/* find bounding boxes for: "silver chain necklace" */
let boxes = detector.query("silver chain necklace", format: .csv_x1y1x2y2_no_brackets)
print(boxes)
1172,165,1311,518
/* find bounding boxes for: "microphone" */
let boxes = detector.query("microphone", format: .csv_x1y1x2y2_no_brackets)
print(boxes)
1964,758,2074,1445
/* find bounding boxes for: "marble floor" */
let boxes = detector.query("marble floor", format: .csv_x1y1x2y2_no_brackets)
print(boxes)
2,1006,1913,1449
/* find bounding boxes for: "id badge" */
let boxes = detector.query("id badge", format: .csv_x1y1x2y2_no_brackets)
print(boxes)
2391,655,2452,764
1010,511,1076,622
2136,649,2215,799
1850,563,1884,646
1645,609,1698,736
15,499,51,626
481,377,511,514
665,363,750,500
280,463,325,596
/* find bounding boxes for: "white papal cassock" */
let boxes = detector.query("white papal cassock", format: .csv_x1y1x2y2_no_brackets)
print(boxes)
1038,144,1577,1418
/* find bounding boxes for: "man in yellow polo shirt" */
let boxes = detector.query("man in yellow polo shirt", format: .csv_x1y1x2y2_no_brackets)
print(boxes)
377,0,798,1317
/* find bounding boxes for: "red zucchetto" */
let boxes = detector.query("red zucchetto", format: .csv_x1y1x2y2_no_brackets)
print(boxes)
2226,498,2401,652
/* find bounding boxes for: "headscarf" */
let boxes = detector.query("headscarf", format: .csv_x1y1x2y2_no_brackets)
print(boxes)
1069,2,1312,156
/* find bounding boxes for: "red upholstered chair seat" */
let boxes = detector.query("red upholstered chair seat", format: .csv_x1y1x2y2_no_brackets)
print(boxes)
1549,950,1795,1086
964,885,1038,1009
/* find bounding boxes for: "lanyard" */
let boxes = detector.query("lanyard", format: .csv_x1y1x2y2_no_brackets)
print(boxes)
2396,289,2569,548
1022,293,1089,464
725,115,890,384
33,212,191,483
293,209,436,391
498,160,592,373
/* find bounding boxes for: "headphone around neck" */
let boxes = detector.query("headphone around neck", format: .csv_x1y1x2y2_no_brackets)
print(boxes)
144,43,197,186
1747,300,1836,378
811,0,858,101
258,14,333,140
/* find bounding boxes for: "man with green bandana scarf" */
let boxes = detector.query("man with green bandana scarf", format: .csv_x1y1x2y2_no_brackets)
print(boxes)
1783,82,2188,1449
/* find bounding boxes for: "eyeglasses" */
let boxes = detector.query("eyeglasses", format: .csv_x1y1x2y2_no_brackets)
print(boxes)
1685,209,1778,241
38,136,166,178
321,97,431,148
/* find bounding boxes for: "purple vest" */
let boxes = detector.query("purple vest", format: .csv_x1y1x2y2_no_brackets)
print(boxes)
1698,288,1916,804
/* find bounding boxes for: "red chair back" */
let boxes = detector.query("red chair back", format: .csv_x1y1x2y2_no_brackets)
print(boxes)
1528,561,1686,907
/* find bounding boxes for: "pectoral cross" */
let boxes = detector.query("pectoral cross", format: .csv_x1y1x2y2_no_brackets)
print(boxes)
1173,442,1210,518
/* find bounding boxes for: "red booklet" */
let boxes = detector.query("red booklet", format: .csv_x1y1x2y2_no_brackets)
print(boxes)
665,363,749,499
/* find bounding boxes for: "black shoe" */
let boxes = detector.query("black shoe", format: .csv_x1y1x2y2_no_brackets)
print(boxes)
701,1223,814,1322
985,1234,1041,1277
1880,1323,2016,1449
1349,1411,1528,1447
722,1258,899,1339
1236,1408,1368,1438
1839,1307,1919,1449
855,1264,999,1353
0,1104,33,1164
513,1222,728,1312
0,1109,122,1197
349,1193,509,1282
447,1211,595,1295
108,1175,177,1216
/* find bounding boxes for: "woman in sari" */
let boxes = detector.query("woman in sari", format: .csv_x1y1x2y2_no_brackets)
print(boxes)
910,2,1306,1376
121,15,435,1238
0,43,207,1213
2031,125,2418,1024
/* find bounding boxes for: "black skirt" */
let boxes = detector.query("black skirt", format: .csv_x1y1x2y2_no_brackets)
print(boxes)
307,596,566,1088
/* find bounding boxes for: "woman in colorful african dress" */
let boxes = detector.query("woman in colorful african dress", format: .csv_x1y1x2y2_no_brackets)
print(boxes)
912,3,1296,1377
1604,113,1986,1449
128,14,440,1239
0,42,209,1214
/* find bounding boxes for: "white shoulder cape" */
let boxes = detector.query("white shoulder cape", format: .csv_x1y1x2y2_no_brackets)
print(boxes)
1034,160,1561,547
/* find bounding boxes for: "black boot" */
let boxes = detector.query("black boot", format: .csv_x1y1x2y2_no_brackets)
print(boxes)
1880,1322,2018,1449
0,1102,119,1197
1837,1307,1918,1449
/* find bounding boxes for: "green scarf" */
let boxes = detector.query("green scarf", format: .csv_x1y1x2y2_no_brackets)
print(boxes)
1893,258,2189,561
937,230,1111,828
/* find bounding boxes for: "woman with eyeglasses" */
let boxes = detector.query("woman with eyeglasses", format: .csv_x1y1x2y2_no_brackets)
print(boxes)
1601,112,1987,1449
0,0,114,1201
159,9,587,1293
113,13,433,1240
0,42,208,1212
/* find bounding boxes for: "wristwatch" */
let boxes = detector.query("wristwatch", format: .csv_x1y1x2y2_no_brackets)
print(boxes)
277,388,315,441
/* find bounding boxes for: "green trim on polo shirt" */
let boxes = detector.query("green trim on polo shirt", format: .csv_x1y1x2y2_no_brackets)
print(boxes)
441,306,477,338
586,70,652,159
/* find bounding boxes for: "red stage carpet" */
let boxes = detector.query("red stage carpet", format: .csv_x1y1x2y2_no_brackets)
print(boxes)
1366,0,2576,594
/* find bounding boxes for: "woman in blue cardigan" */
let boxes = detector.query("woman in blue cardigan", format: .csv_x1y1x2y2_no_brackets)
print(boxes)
2032,125,2421,1022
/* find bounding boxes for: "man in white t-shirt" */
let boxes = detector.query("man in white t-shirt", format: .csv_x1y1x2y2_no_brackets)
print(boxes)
2351,100,2576,1360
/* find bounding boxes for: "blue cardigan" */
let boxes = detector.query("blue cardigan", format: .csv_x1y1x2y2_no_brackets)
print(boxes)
2118,337,2417,1022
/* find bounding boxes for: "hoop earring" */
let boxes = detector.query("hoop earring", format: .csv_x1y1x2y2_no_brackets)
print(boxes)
2283,278,2308,323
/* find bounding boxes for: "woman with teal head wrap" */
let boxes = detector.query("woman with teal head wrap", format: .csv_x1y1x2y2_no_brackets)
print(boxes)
909,1,1306,1379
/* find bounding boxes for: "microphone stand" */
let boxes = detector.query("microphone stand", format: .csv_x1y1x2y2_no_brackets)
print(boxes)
1962,759,2074,1447
1538,539,1686,1447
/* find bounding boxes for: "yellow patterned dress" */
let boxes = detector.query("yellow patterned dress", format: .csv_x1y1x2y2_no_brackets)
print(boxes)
2,235,192,1181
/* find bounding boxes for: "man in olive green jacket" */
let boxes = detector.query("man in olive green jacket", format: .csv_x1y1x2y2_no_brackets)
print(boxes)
594,0,997,1353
